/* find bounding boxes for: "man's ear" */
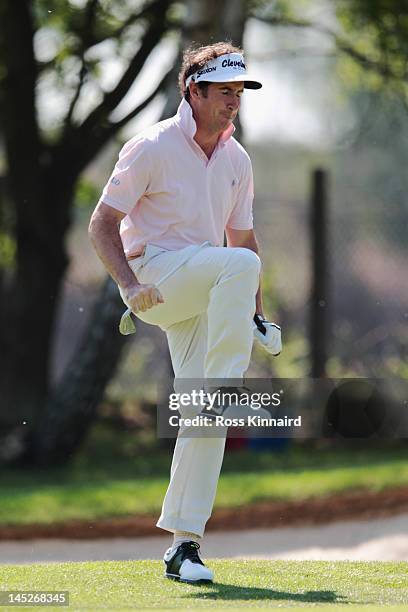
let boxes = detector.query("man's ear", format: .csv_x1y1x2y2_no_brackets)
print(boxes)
190,83,200,98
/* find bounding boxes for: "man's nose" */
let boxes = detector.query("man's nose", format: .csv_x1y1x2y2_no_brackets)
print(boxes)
227,96,240,110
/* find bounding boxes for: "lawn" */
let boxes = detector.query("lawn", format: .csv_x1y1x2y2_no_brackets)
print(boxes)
1,441,408,526
0,560,407,609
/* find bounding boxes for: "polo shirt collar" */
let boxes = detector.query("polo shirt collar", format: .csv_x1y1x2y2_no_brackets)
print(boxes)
175,98,235,145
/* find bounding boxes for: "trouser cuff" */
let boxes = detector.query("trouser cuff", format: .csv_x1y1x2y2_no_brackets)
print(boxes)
156,515,206,538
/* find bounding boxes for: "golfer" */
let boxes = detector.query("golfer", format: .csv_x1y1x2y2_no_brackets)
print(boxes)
89,42,281,583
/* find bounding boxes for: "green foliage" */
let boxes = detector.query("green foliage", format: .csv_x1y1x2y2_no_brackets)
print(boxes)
336,0,408,97
31,0,178,136
383,356,408,378
0,231,16,270
252,1,408,99
249,0,313,22
106,337,158,402
253,333,308,378
34,0,147,50
74,177,100,211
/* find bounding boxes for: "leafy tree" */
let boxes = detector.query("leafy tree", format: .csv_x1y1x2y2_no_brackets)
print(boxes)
336,0,408,97
0,0,176,462
251,0,408,102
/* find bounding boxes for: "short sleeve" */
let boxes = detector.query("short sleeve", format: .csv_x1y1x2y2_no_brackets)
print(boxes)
98,139,151,215
225,155,254,230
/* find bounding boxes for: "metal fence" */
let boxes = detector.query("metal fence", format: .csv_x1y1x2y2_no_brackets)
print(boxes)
254,169,407,378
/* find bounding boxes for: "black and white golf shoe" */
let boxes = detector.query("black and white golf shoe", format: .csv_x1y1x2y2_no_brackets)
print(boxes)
163,541,214,584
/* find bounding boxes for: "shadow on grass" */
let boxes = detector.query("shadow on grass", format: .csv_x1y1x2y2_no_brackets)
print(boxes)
182,583,347,604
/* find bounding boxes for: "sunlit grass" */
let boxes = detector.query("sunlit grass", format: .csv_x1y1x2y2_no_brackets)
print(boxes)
0,560,407,609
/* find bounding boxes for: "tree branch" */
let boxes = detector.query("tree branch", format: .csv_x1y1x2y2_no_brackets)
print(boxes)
111,2,161,41
55,0,171,171
253,14,311,29
333,35,408,81
113,68,171,132
51,0,164,131
64,62,88,129
253,13,408,84
73,65,172,175
79,0,171,136
63,0,99,130
66,0,164,60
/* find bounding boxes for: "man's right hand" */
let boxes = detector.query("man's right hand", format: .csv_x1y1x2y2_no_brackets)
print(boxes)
124,283,164,313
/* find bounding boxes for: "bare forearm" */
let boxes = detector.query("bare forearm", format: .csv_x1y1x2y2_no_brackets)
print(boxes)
89,216,138,290
227,231,264,316
255,280,264,316
249,243,263,316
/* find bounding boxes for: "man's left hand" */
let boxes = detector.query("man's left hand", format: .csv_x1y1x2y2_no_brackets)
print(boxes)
253,314,282,356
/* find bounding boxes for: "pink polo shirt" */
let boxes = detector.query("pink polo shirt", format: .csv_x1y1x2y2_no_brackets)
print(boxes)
99,99,254,258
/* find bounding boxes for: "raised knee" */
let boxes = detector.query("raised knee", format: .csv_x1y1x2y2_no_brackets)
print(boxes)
229,248,261,275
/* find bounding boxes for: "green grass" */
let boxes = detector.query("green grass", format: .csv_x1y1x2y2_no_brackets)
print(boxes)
1,442,408,526
0,560,407,609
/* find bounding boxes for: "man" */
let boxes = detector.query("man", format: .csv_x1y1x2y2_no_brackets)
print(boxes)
89,42,281,584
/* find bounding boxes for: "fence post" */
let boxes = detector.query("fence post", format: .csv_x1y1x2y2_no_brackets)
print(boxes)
310,168,330,377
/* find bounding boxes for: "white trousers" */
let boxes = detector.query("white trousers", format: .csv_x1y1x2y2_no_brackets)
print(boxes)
120,244,261,536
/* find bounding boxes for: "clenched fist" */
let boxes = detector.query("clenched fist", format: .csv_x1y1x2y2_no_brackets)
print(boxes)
124,283,164,313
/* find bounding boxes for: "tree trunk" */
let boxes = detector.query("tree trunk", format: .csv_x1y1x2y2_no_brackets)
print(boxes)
0,0,172,463
0,179,71,446
25,277,129,464
0,0,69,432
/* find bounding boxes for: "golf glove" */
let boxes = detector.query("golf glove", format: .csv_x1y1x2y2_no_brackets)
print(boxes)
253,314,282,356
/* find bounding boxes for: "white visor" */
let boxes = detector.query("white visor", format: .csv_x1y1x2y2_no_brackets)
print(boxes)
185,53,262,90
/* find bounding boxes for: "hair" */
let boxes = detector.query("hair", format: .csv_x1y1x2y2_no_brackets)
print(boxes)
178,41,244,101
